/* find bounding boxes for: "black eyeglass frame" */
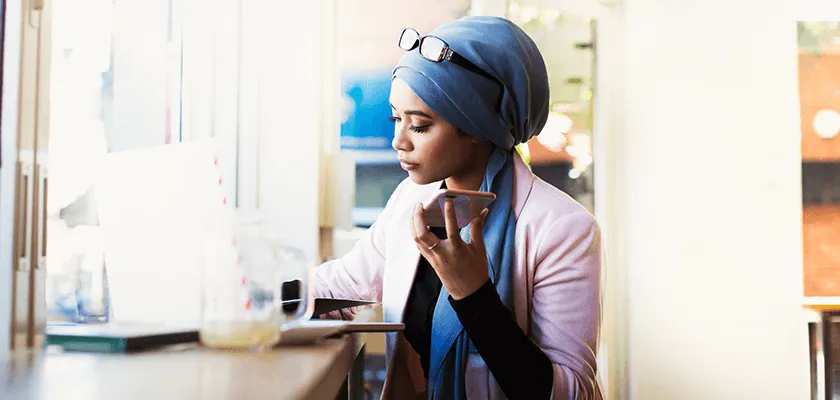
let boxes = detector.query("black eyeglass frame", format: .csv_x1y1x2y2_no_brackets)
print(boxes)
398,27,499,84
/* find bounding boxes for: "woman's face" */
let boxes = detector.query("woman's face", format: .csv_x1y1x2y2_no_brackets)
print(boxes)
389,77,484,186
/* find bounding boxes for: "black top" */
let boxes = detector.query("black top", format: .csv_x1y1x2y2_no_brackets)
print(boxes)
402,227,447,379
402,228,554,399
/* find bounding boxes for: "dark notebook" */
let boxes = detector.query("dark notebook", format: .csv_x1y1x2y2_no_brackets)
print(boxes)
45,323,199,353
281,298,377,317
280,280,376,317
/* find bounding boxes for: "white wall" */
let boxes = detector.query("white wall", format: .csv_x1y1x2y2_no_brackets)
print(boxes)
598,0,812,398
0,0,23,354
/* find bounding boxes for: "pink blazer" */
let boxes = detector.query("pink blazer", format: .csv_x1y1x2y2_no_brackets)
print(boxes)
314,152,603,399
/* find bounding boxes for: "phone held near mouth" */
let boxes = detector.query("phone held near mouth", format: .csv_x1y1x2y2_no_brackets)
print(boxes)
422,189,496,229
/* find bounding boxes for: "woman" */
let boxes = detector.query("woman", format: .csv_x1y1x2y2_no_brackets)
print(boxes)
314,16,602,400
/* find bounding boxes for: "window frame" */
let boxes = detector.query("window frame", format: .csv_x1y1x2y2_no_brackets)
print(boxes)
179,0,241,206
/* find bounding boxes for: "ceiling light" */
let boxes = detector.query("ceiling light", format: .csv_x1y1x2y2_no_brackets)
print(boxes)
813,109,840,139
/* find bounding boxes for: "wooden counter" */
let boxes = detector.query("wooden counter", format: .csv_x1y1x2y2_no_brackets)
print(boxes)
1,334,366,400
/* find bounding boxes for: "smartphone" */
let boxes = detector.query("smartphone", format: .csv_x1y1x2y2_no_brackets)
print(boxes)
422,189,496,229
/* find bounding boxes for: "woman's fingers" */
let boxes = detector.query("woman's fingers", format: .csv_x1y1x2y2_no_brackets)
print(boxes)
469,208,489,251
412,203,440,252
443,198,462,242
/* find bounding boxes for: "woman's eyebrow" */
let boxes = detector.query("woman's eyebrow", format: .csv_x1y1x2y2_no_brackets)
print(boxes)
390,103,433,119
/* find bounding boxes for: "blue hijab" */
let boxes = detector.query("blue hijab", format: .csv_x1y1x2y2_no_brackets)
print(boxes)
393,16,549,399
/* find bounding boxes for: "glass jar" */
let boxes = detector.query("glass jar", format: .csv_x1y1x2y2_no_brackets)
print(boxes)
199,211,312,350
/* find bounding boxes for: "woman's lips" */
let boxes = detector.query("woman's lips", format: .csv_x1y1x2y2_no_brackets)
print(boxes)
399,160,419,171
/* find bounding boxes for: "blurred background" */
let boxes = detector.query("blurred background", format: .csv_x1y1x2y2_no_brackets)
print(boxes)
2,0,840,399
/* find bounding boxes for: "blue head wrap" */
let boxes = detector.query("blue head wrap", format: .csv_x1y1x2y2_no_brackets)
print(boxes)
393,16,549,399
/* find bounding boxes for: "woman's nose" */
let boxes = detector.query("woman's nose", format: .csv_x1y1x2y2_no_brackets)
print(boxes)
392,128,412,152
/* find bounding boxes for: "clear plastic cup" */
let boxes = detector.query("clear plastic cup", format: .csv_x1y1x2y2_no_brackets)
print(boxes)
199,211,312,350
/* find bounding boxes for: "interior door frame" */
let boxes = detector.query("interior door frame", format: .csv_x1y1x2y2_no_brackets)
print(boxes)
0,0,21,354
0,0,5,153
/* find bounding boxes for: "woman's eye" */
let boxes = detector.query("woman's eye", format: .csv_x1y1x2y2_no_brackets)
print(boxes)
390,115,429,133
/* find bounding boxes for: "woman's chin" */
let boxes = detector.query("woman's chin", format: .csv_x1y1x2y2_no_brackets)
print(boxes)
407,171,437,185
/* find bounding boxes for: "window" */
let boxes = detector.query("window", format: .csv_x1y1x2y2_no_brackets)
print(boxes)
45,0,247,324
4,0,330,343
799,21,840,297
45,0,187,322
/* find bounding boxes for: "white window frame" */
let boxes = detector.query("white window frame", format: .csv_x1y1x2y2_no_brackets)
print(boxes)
180,0,241,207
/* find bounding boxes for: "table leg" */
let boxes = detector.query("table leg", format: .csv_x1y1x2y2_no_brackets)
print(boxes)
817,312,834,400
813,322,820,400
348,344,366,400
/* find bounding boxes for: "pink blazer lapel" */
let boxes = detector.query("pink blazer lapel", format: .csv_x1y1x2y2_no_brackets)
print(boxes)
381,183,436,323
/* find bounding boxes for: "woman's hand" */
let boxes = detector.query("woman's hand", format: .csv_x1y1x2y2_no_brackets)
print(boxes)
412,199,490,300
